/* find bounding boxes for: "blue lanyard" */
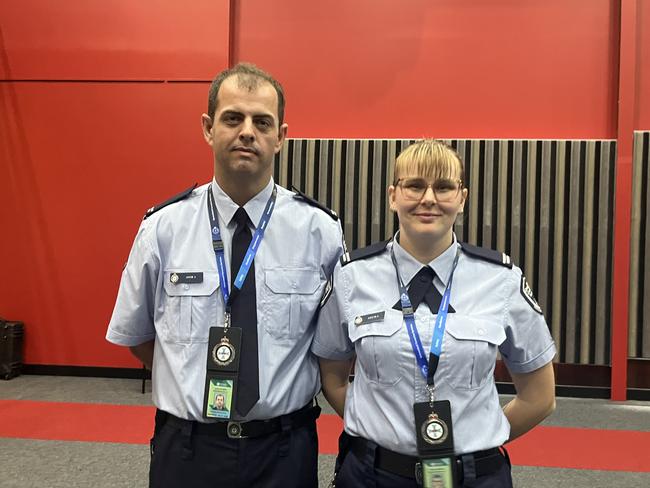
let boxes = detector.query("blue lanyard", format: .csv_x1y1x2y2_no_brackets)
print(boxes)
207,185,277,318
390,245,461,386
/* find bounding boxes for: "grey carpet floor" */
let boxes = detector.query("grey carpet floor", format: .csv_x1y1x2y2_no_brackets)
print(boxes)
1,376,649,487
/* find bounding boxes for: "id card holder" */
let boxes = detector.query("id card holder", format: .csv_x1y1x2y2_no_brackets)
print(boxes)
414,400,457,488
203,326,242,420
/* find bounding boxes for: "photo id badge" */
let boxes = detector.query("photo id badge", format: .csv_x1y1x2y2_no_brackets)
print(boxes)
421,457,457,488
203,374,238,420
207,326,242,373
413,400,455,455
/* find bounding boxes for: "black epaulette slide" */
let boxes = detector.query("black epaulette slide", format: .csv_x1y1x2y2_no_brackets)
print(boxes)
340,239,391,267
291,185,338,221
143,183,198,220
459,242,512,268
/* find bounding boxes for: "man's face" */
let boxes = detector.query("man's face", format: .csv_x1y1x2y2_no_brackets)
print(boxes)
215,395,224,409
202,76,287,186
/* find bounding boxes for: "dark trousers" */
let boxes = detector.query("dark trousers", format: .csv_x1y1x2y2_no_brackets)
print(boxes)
149,413,319,488
334,439,513,488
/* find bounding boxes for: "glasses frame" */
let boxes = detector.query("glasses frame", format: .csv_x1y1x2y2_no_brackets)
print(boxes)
394,177,464,203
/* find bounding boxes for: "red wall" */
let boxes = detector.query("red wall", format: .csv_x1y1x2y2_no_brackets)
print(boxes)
0,0,228,368
234,0,618,139
0,0,644,368
636,0,650,129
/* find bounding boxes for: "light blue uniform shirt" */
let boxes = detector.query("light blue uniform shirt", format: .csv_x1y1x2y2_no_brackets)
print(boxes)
312,236,556,456
107,179,344,421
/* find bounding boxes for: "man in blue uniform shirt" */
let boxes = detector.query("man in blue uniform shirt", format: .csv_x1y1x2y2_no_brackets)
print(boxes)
106,63,344,488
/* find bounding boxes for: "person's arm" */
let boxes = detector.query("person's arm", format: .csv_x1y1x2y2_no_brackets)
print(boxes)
502,361,556,441
130,340,155,370
319,357,354,417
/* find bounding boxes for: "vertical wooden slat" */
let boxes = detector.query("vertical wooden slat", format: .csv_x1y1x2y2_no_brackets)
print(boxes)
552,141,566,359
385,140,397,238
370,141,383,243
483,140,495,247
455,139,468,241
357,140,370,247
496,140,508,252
595,141,614,364
468,140,481,245
332,140,343,218
344,141,357,249
641,133,650,357
305,139,316,196
279,140,290,188
566,141,583,363
538,141,552,322
629,132,643,356
580,142,596,363
510,141,523,266
524,140,537,286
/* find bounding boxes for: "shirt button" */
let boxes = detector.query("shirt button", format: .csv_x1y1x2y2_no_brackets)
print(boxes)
291,282,297,289
183,284,190,290
477,328,485,336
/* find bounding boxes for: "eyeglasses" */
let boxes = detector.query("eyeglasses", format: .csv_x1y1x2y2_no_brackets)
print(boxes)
394,177,463,202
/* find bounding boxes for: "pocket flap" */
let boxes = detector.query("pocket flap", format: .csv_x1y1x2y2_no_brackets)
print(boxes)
264,268,320,294
348,309,403,342
445,317,505,345
163,270,219,297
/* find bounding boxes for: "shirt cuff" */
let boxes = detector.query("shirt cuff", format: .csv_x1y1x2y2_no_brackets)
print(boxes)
106,328,156,347
311,339,355,361
503,342,557,374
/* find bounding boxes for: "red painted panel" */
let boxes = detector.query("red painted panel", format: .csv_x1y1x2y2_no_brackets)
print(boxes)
0,82,216,367
0,0,229,80
234,0,618,139
636,0,650,129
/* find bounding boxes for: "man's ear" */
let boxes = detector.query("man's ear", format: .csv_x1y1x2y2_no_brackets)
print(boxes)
201,114,213,144
275,123,288,153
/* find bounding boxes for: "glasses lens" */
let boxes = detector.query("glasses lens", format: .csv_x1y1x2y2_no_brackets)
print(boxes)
432,179,460,202
399,178,460,202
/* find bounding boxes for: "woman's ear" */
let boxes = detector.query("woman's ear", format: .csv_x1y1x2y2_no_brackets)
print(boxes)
388,185,397,212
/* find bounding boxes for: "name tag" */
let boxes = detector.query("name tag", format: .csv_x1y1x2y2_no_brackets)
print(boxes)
170,272,204,284
353,311,385,326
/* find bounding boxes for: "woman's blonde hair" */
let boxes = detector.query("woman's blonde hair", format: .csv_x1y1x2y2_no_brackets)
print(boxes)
393,139,465,184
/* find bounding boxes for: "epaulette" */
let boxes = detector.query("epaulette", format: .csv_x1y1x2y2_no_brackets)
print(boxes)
459,241,512,268
291,185,338,221
143,183,198,220
340,239,390,267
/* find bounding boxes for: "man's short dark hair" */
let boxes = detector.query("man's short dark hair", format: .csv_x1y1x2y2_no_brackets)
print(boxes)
207,63,285,125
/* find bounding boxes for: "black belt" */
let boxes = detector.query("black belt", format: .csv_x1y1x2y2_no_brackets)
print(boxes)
347,435,505,481
157,403,320,439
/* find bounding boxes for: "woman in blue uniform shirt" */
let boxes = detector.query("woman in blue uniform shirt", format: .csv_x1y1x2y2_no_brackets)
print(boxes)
312,140,556,487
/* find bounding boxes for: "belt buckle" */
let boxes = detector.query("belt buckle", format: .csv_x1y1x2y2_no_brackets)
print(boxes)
227,421,247,439
414,461,423,486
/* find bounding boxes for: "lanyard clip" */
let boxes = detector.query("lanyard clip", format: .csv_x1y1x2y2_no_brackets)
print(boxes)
427,385,435,406
224,311,231,330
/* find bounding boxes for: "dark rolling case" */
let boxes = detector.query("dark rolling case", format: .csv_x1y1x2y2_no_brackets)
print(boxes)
0,318,24,380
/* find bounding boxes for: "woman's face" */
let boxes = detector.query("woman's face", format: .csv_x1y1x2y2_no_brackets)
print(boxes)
388,163,467,245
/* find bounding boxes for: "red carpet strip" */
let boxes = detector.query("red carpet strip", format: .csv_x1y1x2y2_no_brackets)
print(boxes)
0,399,648,472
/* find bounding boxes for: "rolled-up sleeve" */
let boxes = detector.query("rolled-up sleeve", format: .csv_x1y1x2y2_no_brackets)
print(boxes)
499,266,557,374
106,222,159,346
311,262,354,360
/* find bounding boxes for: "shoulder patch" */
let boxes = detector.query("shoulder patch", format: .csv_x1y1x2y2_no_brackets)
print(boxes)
340,239,390,267
291,185,338,221
521,276,543,315
143,184,198,220
459,242,512,268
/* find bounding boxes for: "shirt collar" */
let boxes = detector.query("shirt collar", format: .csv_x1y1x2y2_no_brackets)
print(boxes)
210,177,275,229
391,233,460,287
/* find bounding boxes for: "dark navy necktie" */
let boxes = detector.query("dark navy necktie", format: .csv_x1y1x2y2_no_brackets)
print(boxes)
231,207,259,416
393,266,455,313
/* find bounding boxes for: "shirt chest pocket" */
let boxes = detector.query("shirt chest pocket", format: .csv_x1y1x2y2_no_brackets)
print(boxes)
161,271,219,344
441,316,506,390
348,309,404,387
260,268,321,341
